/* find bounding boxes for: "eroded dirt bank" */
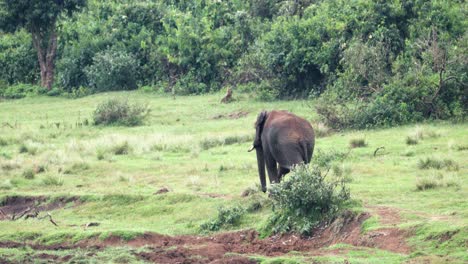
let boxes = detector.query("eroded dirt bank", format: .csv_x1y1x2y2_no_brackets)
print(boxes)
0,210,411,263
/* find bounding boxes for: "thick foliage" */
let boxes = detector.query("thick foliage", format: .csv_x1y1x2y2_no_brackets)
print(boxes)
0,83,44,99
0,0,466,126
85,50,138,92
93,98,150,126
0,30,38,85
265,164,350,235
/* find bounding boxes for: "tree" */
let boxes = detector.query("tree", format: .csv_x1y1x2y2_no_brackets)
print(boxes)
0,0,86,89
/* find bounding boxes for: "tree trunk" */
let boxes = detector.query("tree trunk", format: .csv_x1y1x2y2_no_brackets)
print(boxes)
31,29,58,90
45,30,58,90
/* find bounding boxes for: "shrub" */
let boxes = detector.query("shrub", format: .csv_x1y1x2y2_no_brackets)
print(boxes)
93,98,150,126
1,83,42,99
42,176,64,186
112,141,131,155
18,142,39,155
417,157,459,171
63,162,90,174
0,160,20,171
349,137,367,148
264,164,350,235
46,87,62,97
455,145,468,151
416,172,460,191
0,137,9,146
85,49,139,91
410,126,440,141
200,205,246,232
199,135,252,150
406,136,419,145
0,180,14,190
416,176,439,191
22,168,35,179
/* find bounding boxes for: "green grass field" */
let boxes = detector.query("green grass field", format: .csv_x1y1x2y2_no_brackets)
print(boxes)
0,91,467,263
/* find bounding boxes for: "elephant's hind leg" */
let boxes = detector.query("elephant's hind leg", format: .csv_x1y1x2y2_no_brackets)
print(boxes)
264,150,279,184
278,167,290,182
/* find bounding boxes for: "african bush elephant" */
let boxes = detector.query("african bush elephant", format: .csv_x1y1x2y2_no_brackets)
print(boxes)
248,110,315,192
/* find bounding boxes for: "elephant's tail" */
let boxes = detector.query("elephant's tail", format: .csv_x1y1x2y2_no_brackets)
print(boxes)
300,141,311,164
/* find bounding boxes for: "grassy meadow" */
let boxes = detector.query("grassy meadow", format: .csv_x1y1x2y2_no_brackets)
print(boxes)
0,91,467,263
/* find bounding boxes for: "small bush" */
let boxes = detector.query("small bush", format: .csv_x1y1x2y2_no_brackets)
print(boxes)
22,168,35,179
200,205,246,232
42,176,64,186
406,136,419,145
0,180,13,190
409,126,440,142
112,141,131,155
416,176,440,191
199,135,252,150
455,145,468,151
349,137,367,148
199,138,224,150
18,142,39,155
402,150,415,157
46,87,62,97
264,164,350,235
416,172,460,191
18,144,28,153
33,164,46,174
417,157,459,171
0,160,20,171
0,137,9,146
63,162,90,174
223,135,253,145
96,149,106,160
93,98,150,126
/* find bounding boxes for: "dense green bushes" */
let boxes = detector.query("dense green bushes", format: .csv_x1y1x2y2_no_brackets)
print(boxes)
0,30,38,85
0,0,466,127
0,83,45,99
85,49,138,91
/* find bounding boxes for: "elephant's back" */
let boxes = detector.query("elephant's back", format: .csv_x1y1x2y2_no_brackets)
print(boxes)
264,111,315,167
267,111,315,142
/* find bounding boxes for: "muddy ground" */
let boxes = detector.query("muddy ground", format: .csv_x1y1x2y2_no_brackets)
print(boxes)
0,196,411,263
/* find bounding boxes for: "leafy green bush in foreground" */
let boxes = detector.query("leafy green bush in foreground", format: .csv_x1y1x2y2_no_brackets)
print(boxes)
93,98,150,126
200,205,246,232
265,165,350,236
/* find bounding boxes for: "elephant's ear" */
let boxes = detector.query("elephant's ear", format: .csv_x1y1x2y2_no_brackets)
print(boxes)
254,111,268,146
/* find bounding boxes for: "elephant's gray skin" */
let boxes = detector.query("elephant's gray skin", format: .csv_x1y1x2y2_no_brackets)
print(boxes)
248,110,315,192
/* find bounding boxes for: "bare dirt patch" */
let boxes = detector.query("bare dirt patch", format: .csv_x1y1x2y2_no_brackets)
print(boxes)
367,205,402,226
0,196,79,221
0,210,411,263
212,111,249,120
